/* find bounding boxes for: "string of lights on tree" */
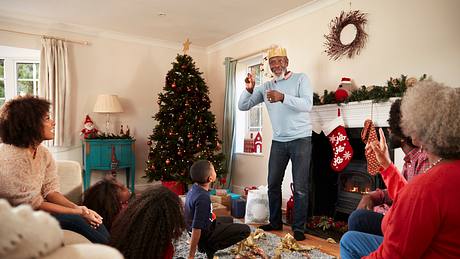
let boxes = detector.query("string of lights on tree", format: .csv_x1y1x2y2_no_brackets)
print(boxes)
144,54,225,184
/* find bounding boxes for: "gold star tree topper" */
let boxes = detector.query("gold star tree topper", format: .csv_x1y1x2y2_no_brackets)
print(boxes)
183,38,191,55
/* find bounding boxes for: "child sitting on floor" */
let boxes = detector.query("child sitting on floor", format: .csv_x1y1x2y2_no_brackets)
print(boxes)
186,160,250,259
82,176,133,232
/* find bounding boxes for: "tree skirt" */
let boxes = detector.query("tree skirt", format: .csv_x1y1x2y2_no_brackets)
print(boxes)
173,228,336,259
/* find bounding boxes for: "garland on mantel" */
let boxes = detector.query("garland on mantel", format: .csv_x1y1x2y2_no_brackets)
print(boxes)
313,74,427,105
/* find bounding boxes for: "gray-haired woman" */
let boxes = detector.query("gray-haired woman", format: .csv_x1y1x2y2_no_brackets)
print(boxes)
340,80,460,258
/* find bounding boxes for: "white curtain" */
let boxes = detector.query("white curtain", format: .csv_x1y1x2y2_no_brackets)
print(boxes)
39,37,71,146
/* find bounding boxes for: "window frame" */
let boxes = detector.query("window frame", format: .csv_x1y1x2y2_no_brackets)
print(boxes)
234,55,266,154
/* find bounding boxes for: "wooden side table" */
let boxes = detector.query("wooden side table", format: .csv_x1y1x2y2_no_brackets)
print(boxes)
82,139,136,192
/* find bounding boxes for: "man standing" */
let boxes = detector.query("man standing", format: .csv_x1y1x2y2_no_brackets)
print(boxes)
238,46,313,241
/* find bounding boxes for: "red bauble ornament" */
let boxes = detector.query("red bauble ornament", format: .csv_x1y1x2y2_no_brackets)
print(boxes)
147,140,152,146
196,143,201,148
166,159,170,165
187,133,193,139
169,131,174,136
172,82,176,88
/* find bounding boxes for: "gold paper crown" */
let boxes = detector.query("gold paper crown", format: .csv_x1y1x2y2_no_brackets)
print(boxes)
268,47,287,59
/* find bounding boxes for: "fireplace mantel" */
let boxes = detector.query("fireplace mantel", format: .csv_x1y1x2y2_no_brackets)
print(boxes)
311,98,399,134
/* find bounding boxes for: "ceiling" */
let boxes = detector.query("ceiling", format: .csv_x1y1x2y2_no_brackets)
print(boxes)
0,0,316,47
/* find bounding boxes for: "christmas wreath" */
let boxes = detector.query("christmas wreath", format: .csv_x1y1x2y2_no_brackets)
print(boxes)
324,10,368,60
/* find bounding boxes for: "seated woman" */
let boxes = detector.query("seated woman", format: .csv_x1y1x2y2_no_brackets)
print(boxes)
340,80,460,258
82,175,133,232
110,185,186,259
0,96,109,244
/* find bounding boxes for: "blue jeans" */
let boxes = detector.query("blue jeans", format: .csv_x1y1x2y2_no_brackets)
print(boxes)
268,137,312,232
340,231,383,259
52,214,110,244
348,209,384,236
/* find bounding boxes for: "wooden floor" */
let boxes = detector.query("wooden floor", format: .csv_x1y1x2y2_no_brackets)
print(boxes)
262,223,340,258
215,209,340,258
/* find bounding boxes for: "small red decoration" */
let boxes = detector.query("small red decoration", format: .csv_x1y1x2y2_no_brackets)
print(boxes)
147,140,152,146
166,159,170,165
187,133,193,139
80,115,98,139
254,132,262,153
172,82,176,88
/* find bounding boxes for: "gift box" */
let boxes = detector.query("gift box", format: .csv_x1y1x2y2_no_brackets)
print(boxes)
211,194,231,209
212,202,228,216
231,198,246,218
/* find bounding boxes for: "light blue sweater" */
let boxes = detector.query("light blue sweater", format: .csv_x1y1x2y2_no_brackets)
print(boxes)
238,72,313,142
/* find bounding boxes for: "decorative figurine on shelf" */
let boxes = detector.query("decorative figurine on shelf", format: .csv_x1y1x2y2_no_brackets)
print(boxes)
80,115,98,139
119,124,124,135
125,126,130,137
244,133,255,153
254,132,262,153
335,77,358,102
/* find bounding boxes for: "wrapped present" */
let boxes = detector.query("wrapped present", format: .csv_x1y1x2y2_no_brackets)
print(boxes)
212,202,228,216
228,192,242,200
231,198,246,218
211,194,231,209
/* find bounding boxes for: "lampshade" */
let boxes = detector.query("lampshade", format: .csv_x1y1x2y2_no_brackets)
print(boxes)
93,94,124,113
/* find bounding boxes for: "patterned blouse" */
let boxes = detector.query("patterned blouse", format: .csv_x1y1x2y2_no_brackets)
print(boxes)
0,144,60,209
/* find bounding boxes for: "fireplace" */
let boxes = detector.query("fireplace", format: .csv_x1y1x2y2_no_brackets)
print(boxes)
336,161,374,214
309,127,389,218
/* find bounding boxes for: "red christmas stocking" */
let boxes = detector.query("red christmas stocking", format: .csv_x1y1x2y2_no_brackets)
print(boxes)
323,113,353,172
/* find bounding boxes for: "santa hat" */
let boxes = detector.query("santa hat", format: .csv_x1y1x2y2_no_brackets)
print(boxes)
341,77,352,84
84,115,94,124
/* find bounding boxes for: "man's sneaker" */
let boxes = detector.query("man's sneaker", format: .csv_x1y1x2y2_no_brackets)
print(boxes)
294,230,306,241
258,224,283,231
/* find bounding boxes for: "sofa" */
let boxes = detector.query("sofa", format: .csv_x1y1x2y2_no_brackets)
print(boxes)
48,160,123,258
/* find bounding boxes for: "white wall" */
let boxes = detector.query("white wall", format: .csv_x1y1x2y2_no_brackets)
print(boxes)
205,0,460,201
0,22,209,187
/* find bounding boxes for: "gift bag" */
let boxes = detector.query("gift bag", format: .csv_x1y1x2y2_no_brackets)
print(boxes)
244,186,269,224
286,183,294,225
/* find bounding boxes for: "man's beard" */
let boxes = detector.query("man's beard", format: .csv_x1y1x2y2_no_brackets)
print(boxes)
273,69,287,81
388,135,402,149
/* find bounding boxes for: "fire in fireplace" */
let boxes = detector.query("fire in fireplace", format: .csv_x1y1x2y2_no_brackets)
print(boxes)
335,161,378,214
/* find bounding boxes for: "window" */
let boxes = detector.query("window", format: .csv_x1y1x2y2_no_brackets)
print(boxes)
16,62,40,96
247,63,263,133
235,55,267,153
0,46,40,106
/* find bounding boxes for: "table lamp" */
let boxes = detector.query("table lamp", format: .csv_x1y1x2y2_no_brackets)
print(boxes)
93,94,124,134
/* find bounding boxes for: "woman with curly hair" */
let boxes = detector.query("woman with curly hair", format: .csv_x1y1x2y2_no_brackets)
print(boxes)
340,80,460,258
110,185,186,259
0,95,109,243
82,175,133,232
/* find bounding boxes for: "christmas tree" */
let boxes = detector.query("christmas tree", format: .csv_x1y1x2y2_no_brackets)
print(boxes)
145,54,225,185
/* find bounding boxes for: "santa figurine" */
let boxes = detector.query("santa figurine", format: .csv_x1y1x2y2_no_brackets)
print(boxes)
80,115,98,139
335,77,357,102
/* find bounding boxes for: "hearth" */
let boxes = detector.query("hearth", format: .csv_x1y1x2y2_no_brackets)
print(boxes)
309,127,389,218
336,161,374,214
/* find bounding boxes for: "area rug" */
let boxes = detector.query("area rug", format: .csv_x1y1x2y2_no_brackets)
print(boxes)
173,228,336,259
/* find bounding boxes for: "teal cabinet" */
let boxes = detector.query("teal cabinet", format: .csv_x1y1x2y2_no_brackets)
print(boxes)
82,139,136,192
